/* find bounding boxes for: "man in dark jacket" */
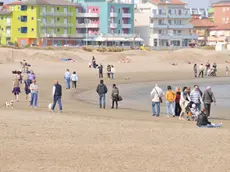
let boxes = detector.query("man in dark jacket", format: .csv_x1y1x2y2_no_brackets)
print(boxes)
96,80,107,108
51,80,63,113
202,86,216,117
197,109,211,127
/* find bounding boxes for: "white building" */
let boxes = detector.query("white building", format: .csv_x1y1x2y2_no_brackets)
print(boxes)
149,0,197,47
190,8,209,18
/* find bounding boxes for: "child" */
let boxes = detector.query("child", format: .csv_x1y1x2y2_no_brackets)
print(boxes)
190,104,200,121
226,66,229,77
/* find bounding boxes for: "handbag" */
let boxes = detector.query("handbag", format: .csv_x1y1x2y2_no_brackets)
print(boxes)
207,91,213,103
118,95,123,101
155,89,163,103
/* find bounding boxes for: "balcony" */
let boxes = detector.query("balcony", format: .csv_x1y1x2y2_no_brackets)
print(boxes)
39,33,99,38
150,23,168,29
150,13,167,18
110,23,117,28
122,24,131,28
122,13,131,18
5,22,11,27
151,33,198,39
76,13,99,17
40,23,73,28
110,12,117,18
6,33,11,37
168,24,193,29
168,14,191,19
76,23,99,28
40,12,72,17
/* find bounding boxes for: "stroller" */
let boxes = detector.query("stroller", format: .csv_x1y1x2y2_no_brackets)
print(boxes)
209,68,217,76
185,101,200,121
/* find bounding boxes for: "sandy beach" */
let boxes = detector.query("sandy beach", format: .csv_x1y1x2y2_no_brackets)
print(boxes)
0,47,230,172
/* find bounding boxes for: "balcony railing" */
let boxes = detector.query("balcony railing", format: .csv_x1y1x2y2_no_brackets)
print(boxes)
39,33,99,38
40,12,72,16
4,22,11,26
151,33,198,39
110,23,117,28
76,23,99,28
168,14,191,18
122,24,131,28
150,13,168,18
122,13,131,18
40,23,73,28
76,13,99,17
110,12,117,17
150,23,168,29
168,24,193,29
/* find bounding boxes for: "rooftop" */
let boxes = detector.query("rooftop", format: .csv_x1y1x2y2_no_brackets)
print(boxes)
152,0,185,5
212,0,230,7
209,23,230,30
190,18,216,28
7,0,78,7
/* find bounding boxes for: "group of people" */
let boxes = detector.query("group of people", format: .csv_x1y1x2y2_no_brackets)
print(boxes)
193,61,219,78
64,69,79,90
150,84,221,127
89,56,116,80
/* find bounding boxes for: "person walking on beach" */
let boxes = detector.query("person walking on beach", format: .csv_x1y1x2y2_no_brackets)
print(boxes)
179,87,191,120
202,86,216,117
165,86,176,117
193,64,198,78
107,65,111,79
71,71,78,89
190,85,203,111
29,80,38,108
175,87,181,117
96,80,108,109
51,80,63,113
111,65,115,79
64,69,71,89
24,75,32,101
150,84,164,117
111,83,119,109
98,64,103,79
226,66,229,77
12,77,21,102
198,64,205,78
205,61,210,76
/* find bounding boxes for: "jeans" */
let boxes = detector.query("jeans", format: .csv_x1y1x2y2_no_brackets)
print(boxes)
175,102,181,116
204,103,211,117
30,92,38,107
111,73,114,79
195,103,201,111
65,77,70,89
166,101,175,116
152,102,160,116
99,94,106,108
199,124,222,128
199,71,204,78
52,96,63,111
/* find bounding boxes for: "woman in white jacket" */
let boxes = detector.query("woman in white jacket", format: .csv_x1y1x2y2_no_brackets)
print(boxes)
179,86,191,120
71,71,78,89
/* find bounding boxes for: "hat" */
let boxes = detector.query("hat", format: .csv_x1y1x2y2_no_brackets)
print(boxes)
192,104,196,108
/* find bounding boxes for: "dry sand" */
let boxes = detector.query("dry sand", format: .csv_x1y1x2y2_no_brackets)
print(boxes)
0,48,230,172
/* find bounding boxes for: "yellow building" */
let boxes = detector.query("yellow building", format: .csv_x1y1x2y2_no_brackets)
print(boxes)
0,0,77,46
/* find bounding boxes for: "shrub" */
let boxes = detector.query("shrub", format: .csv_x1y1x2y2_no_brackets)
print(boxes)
82,46,93,52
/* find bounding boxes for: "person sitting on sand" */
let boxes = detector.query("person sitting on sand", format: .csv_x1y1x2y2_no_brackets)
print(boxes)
197,108,222,128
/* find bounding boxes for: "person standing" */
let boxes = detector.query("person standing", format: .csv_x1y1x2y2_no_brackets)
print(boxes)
12,77,21,102
175,87,181,117
190,85,203,111
64,69,71,89
71,71,78,89
202,86,216,117
28,70,36,81
111,83,119,109
226,66,229,77
193,64,198,78
150,84,164,117
179,87,191,120
198,64,205,78
205,61,210,76
107,65,111,79
24,75,32,101
98,64,103,79
29,80,39,108
111,65,115,79
96,80,108,109
51,80,63,113
165,86,176,117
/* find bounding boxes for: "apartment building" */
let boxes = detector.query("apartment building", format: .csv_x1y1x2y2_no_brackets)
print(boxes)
149,0,197,47
212,0,230,25
190,8,208,18
0,0,77,46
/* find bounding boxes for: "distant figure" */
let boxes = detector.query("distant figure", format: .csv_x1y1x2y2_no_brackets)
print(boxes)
205,61,210,76
198,64,204,78
175,87,181,117
111,65,115,79
71,71,78,89
92,56,97,68
111,83,119,109
193,64,197,78
64,69,71,89
12,77,20,102
51,80,63,113
29,80,39,108
107,65,111,79
165,85,176,117
150,84,164,117
98,64,103,79
24,75,32,101
226,66,229,77
96,80,108,109
179,87,191,120
202,86,216,117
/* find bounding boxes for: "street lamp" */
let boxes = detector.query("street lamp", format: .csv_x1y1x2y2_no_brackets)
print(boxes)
37,18,41,45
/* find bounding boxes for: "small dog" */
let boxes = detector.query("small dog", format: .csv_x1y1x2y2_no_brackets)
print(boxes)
5,100,14,108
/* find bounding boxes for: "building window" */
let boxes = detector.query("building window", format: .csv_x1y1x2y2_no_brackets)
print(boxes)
31,17,34,20
31,6,34,9
118,20,120,24
118,8,120,13
57,18,59,21
178,30,181,34
57,28,60,32
158,30,162,34
18,28,20,31
32,28,34,31
57,7,59,10
21,27,28,33
1,28,3,31
118,30,120,33
21,5,27,11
